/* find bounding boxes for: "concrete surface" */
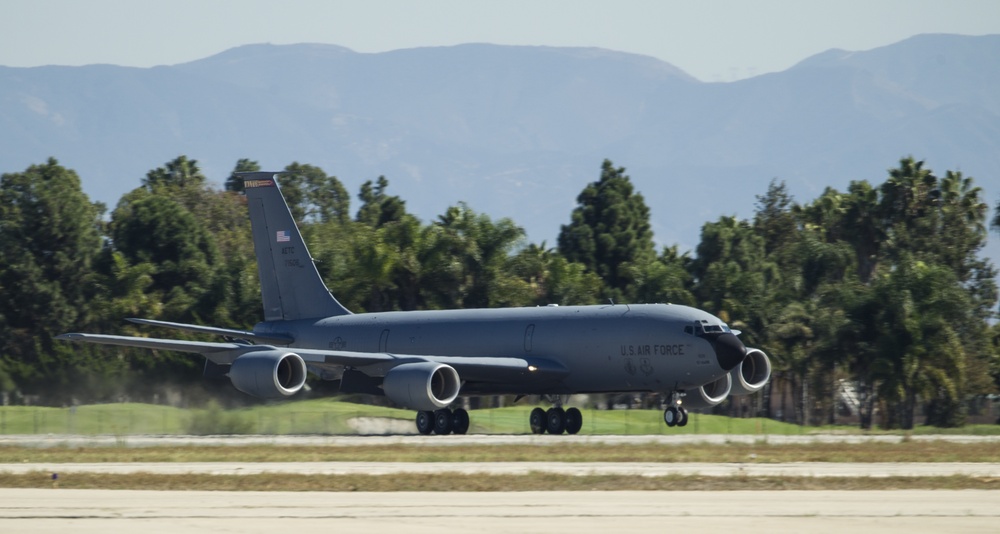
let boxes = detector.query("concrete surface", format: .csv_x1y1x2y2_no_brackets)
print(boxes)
0,489,997,533
3,460,1000,478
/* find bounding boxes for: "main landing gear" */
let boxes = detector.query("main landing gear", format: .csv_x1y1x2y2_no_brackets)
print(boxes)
415,408,470,435
529,406,583,435
663,392,688,427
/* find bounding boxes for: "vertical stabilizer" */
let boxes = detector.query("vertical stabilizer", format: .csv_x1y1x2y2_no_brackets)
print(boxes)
242,173,351,321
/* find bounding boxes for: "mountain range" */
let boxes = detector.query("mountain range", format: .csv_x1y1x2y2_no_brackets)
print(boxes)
2,33,999,253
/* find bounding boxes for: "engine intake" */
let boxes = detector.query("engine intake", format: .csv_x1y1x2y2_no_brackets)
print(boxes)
730,348,771,396
229,350,307,399
683,373,732,409
382,362,461,411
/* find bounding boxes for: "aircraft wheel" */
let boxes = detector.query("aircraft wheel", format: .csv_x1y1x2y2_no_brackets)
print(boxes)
677,407,689,427
546,407,566,435
452,408,470,435
433,408,453,435
416,410,434,435
664,406,679,427
565,407,583,435
529,407,547,434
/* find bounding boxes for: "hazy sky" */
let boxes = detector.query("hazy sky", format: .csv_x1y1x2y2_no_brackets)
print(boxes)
2,0,998,81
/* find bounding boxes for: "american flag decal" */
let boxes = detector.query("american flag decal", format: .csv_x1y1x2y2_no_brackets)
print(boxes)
276,230,290,242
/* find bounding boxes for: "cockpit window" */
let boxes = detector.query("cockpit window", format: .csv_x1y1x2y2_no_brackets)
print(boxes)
691,320,731,336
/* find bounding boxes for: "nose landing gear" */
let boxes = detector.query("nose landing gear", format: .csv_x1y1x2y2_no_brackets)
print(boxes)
663,392,689,427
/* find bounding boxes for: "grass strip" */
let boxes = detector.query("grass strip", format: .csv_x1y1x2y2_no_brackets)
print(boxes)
1,472,997,491
3,441,1000,463
5,401,999,436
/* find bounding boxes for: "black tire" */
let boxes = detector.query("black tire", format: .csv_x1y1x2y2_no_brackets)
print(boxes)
433,408,453,435
677,407,689,427
529,407,546,434
546,407,566,435
565,407,583,435
452,408,470,435
415,410,434,435
664,406,679,427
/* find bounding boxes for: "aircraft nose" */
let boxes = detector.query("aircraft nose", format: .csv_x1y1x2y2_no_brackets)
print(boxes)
709,332,747,371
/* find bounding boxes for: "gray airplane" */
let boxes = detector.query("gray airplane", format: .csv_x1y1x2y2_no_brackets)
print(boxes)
59,173,771,435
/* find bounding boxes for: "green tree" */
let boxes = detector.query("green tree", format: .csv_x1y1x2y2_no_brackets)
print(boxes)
109,195,220,321
0,159,111,401
433,204,529,309
143,154,206,189
558,159,655,301
356,175,406,228
690,216,778,339
120,156,263,328
871,259,970,428
509,243,604,306
624,246,695,306
281,163,351,224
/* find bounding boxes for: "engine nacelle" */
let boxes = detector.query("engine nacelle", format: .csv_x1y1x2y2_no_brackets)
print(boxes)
730,348,771,396
229,350,307,399
382,362,461,411
682,373,732,409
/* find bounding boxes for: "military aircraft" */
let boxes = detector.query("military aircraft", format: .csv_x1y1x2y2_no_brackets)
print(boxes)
59,173,771,435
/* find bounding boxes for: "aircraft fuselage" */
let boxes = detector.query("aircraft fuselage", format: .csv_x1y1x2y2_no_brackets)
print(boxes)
256,303,731,395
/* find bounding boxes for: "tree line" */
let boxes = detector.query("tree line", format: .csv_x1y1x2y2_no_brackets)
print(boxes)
0,156,998,429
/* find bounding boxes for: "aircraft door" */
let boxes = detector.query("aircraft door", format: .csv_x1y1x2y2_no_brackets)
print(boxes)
379,329,390,352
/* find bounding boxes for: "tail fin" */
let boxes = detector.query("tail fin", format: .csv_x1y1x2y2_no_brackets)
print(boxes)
241,172,351,321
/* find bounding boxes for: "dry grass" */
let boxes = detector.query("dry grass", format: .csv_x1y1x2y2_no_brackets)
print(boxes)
4,440,997,491
1,471,997,491
2,441,999,464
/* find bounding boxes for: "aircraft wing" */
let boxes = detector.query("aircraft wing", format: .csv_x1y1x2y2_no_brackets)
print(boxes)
413,355,568,382
56,334,567,383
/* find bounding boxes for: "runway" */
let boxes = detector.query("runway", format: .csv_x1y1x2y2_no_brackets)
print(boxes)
4,460,1000,478
1,489,997,533
3,435,999,532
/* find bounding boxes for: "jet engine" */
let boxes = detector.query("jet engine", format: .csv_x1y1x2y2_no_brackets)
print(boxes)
729,348,771,396
683,373,732,409
382,362,461,411
228,350,307,399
